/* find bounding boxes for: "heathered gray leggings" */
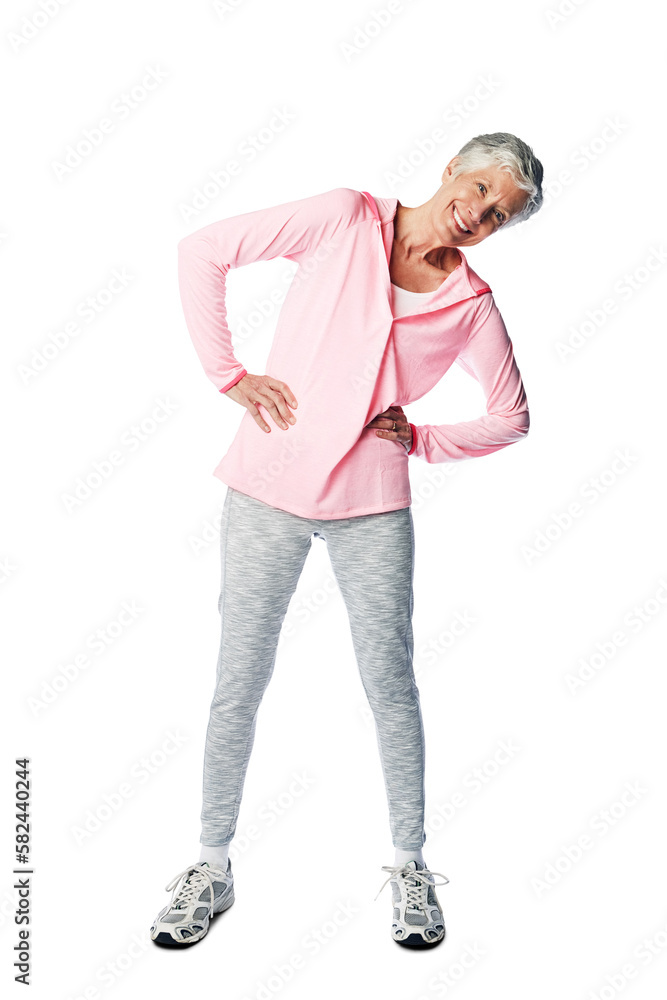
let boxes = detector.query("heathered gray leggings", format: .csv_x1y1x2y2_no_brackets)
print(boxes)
200,486,426,851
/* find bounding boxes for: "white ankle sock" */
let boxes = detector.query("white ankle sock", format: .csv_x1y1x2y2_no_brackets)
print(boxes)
394,847,425,867
198,843,230,870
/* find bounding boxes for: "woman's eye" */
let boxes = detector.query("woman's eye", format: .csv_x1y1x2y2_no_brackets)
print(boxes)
478,183,486,194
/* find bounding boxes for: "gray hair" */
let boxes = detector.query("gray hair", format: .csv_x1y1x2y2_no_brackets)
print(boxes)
450,132,544,228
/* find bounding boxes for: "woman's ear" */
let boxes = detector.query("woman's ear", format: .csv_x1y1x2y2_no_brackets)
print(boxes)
442,157,460,183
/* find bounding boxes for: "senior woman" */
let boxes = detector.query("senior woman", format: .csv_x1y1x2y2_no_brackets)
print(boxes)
151,132,544,949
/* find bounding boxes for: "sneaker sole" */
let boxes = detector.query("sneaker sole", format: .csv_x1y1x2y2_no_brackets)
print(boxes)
151,891,235,948
392,927,445,949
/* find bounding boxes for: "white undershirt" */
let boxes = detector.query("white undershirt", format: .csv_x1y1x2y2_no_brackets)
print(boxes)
390,282,438,318
387,282,436,454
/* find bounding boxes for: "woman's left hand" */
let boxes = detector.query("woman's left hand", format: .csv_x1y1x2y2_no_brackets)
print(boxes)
366,405,411,449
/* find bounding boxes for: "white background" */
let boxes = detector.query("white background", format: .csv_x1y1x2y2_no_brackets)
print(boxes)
3,0,666,997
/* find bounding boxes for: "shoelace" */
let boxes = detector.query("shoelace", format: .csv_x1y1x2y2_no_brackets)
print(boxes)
374,864,450,904
165,863,219,911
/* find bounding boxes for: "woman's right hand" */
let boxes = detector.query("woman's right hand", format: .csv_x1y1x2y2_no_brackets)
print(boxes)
224,373,298,434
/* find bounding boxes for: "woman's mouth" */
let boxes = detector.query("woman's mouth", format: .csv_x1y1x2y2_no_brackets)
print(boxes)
453,205,472,234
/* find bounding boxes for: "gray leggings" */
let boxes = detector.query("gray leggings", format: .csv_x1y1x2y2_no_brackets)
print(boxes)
201,486,426,851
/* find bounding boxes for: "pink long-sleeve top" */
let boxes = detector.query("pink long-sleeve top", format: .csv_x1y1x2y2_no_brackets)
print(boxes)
177,186,530,519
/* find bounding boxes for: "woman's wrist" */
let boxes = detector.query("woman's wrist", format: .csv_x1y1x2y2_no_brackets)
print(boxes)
406,423,417,455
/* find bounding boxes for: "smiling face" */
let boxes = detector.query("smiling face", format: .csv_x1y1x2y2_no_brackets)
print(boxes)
433,158,530,247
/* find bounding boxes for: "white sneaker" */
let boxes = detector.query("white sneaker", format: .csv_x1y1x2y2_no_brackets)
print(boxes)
150,861,234,947
375,861,448,947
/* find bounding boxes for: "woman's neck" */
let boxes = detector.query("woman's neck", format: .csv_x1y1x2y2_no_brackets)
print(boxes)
393,201,458,271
